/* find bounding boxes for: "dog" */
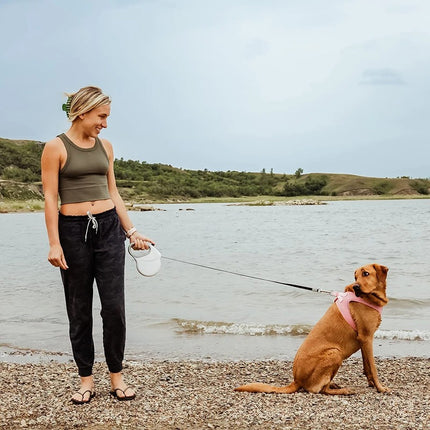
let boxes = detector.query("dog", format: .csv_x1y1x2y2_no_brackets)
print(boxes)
235,263,389,395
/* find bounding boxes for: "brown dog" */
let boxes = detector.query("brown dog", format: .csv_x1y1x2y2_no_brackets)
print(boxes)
235,264,389,395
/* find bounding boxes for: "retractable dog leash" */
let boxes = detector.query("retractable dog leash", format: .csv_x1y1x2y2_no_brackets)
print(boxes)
162,256,333,295
128,244,162,277
128,244,333,295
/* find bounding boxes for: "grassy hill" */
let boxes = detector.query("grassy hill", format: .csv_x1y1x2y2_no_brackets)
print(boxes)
0,137,429,209
308,173,426,196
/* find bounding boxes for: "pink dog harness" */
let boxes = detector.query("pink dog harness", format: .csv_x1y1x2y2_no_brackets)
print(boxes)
332,291,383,331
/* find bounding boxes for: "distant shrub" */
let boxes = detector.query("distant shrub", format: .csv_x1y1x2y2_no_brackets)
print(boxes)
410,179,429,195
3,166,39,182
283,175,328,196
0,140,43,177
283,181,306,196
304,175,328,194
295,168,304,179
372,180,393,195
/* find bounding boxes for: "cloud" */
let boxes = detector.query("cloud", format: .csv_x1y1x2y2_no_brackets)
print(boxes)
359,68,405,85
0,0,429,177
243,38,270,59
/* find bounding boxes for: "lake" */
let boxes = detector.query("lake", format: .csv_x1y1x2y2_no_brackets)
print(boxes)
0,199,429,362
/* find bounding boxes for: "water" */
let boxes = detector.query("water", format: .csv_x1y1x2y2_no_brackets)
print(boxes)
1,200,429,362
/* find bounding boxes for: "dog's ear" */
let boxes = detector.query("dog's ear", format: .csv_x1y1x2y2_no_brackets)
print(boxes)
373,264,389,281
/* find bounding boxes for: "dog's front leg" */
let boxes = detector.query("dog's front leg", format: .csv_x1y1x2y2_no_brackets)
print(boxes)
360,348,372,384
358,336,389,393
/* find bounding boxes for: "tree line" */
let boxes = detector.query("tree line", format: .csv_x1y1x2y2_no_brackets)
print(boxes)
1,138,428,200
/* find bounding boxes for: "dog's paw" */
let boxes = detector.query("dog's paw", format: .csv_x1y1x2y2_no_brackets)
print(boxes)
377,385,390,393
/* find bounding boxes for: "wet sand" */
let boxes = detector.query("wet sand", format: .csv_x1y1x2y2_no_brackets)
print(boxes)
1,357,429,429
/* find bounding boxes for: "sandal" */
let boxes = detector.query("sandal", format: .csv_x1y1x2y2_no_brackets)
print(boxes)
71,389,96,405
110,387,136,401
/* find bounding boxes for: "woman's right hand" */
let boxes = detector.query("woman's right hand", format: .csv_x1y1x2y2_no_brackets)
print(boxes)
48,244,69,270
129,231,155,250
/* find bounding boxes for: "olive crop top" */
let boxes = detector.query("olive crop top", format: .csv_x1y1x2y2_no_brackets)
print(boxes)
58,133,111,204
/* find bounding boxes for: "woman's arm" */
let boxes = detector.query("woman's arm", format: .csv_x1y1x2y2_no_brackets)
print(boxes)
103,139,154,250
41,139,69,269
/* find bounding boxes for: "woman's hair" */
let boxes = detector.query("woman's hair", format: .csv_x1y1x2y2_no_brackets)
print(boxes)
63,86,111,122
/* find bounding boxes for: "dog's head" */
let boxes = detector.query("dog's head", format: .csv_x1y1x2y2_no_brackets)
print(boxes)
345,264,389,307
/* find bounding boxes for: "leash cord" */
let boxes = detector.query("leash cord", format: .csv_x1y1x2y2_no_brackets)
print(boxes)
163,256,332,294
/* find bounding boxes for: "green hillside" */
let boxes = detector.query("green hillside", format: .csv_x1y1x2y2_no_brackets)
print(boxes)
0,137,429,207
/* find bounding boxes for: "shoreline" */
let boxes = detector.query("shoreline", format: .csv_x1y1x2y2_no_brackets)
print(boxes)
1,357,428,429
0,194,429,213
2,335,430,365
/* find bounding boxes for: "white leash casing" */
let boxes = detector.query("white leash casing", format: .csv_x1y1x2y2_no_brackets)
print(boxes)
128,243,161,277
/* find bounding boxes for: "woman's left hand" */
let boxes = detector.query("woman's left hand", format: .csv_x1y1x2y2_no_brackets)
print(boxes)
129,231,155,250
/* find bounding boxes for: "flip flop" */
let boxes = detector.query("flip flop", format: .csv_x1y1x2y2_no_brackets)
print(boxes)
71,389,96,405
110,387,136,401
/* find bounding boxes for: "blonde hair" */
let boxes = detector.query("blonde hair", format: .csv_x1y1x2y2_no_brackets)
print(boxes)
64,86,111,122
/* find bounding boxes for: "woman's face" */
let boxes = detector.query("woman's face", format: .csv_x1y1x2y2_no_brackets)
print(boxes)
79,104,111,137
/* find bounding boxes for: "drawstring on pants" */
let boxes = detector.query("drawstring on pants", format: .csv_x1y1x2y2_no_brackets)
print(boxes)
84,211,99,242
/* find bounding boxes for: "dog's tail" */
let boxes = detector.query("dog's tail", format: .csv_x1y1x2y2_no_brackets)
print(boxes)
234,381,300,394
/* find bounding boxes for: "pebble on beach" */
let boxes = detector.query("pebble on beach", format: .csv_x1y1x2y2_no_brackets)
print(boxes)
0,357,429,429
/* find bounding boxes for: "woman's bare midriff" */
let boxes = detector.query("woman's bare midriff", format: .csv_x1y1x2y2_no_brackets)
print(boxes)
60,199,115,216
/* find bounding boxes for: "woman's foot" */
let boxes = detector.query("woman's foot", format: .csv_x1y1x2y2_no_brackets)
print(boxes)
110,372,136,401
71,375,95,404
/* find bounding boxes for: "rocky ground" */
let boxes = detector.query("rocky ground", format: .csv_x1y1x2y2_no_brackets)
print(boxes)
0,357,428,429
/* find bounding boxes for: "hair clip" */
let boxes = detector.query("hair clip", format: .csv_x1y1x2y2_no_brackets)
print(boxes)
62,96,72,118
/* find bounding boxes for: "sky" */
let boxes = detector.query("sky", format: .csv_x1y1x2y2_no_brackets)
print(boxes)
0,0,429,178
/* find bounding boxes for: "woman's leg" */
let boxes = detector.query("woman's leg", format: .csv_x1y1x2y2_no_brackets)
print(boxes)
59,215,96,377
93,210,135,399
93,210,126,374
59,214,97,403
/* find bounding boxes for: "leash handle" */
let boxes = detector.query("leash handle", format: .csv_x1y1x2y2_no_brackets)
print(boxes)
128,242,153,257
129,244,162,277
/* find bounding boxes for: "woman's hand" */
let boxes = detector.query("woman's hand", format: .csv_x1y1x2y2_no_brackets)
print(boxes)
129,231,155,250
48,244,69,270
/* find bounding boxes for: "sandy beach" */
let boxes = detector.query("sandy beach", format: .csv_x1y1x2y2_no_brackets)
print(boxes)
1,357,428,429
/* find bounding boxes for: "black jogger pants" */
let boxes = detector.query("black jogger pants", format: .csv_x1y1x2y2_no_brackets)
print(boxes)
59,208,126,377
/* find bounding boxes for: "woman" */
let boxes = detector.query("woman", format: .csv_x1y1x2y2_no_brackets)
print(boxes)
41,86,153,404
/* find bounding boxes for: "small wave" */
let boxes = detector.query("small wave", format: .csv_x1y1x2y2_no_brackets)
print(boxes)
375,330,430,341
173,319,312,336
0,316,65,325
388,297,430,309
173,319,430,341
0,343,70,356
